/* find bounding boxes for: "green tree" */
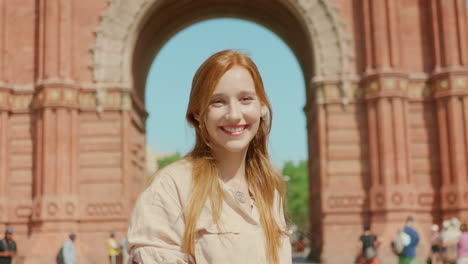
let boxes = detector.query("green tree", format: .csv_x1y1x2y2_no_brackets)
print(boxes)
157,153,181,169
282,160,308,229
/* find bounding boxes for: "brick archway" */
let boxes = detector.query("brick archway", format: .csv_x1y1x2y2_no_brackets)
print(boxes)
91,0,355,102
92,2,355,260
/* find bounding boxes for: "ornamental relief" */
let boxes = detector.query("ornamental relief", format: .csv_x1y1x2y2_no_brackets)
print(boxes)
85,202,123,217
372,191,436,209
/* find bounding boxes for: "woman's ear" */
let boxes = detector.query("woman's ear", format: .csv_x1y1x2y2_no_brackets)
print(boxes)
193,112,200,122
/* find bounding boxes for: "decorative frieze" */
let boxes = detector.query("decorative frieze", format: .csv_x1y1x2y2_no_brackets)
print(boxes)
326,195,365,209
408,82,431,98
370,190,437,211
432,73,468,97
32,196,79,221
0,86,139,113
79,92,97,109
454,76,468,90
364,76,410,98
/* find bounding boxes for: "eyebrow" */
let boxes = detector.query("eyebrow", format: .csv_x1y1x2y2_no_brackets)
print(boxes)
210,90,257,97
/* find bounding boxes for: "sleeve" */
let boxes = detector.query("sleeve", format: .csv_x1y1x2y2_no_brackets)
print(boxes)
127,172,190,264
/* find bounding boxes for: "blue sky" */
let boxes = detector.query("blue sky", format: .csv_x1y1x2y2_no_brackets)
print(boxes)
145,18,307,168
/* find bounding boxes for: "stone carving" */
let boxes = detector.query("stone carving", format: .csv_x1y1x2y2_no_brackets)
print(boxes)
48,89,60,101
391,192,403,205
65,202,76,216
10,94,33,111
105,92,122,107
369,81,378,92
64,90,76,103
455,77,467,90
86,202,123,216
446,192,457,205
375,193,385,206
383,79,396,91
439,79,448,90
409,83,431,98
327,195,364,208
47,202,59,216
15,206,32,218
417,193,434,207
79,93,96,108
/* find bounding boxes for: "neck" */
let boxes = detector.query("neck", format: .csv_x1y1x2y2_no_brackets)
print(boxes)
213,148,248,183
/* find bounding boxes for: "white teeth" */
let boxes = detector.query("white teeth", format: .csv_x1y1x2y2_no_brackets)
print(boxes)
224,126,245,133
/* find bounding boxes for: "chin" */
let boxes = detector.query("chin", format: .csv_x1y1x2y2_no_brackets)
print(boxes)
220,142,251,153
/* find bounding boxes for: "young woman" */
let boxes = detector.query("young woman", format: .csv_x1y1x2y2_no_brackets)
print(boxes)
127,50,291,264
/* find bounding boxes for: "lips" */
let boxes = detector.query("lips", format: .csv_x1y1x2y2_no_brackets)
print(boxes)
220,125,249,136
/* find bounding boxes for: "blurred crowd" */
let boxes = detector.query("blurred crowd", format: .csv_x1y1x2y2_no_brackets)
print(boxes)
428,217,468,264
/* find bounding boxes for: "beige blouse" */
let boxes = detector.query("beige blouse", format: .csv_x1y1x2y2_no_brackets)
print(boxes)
127,159,292,264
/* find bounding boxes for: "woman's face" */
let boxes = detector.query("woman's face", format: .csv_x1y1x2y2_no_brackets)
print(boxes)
204,66,265,155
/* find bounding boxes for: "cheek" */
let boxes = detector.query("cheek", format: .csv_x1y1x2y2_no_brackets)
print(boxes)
204,109,223,125
243,105,262,121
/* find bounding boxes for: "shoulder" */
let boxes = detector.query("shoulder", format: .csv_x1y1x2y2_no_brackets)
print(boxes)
151,158,193,184
144,158,193,202
406,226,418,234
148,158,192,189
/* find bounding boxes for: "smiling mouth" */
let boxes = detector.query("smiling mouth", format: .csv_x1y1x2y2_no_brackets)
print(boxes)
220,125,249,136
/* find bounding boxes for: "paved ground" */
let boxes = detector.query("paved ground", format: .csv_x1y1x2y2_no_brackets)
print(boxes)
292,256,316,263
292,250,317,264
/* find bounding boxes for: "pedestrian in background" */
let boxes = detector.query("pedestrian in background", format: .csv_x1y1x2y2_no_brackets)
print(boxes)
442,218,461,264
0,227,16,264
358,223,380,264
429,224,443,264
108,232,119,264
57,233,77,264
398,216,420,264
457,223,468,264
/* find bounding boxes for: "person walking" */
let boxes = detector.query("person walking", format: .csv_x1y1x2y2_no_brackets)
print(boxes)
0,227,16,264
358,223,380,264
429,224,443,264
107,232,119,264
457,223,468,264
398,216,420,264
442,218,462,264
57,233,77,264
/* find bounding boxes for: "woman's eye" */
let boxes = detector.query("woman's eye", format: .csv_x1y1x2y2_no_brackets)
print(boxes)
241,96,254,102
210,99,224,106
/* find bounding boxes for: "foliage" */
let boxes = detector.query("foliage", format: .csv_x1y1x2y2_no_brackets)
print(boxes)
282,160,308,229
157,153,181,169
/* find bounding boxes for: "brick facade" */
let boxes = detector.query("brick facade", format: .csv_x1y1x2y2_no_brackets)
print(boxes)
0,0,467,263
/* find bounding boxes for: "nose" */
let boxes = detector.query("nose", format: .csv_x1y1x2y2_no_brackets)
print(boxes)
225,101,241,121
